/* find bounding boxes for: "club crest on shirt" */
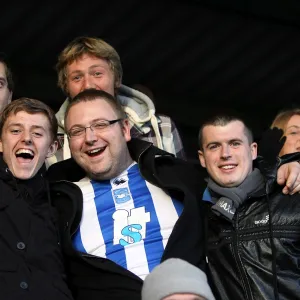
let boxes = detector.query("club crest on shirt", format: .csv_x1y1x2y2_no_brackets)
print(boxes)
113,188,131,204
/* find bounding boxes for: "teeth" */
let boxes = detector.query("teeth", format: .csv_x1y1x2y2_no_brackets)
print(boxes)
16,149,34,155
87,147,104,154
90,149,100,154
221,165,235,169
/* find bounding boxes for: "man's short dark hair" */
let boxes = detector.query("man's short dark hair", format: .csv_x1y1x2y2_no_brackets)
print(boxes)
198,114,254,151
0,98,58,142
0,53,14,92
64,89,127,128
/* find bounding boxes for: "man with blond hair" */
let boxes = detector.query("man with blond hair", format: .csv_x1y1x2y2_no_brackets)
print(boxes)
49,36,185,166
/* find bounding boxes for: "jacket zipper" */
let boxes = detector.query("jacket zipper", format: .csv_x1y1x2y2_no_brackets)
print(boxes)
232,211,252,300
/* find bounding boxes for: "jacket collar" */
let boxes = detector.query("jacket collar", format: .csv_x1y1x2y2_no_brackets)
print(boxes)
127,138,152,162
128,138,172,161
0,154,47,208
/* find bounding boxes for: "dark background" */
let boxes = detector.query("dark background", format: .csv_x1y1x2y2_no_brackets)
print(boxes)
1,0,300,159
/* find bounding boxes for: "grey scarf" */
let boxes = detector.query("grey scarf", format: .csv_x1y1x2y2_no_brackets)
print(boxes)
207,168,265,221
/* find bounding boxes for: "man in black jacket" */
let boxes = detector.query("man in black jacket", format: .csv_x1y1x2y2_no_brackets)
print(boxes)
198,114,300,300
47,89,211,300
0,98,73,299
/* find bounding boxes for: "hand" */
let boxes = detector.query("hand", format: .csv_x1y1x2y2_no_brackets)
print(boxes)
277,160,300,195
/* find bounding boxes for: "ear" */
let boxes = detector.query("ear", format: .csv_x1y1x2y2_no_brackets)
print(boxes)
46,141,58,158
250,142,258,160
198,150,206,168
121,119,131,142
0,138,3,153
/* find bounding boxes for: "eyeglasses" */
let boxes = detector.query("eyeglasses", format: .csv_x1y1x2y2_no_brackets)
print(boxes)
67,119,123,138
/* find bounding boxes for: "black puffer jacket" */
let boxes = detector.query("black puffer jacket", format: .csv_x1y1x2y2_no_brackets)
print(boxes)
204,186,300,300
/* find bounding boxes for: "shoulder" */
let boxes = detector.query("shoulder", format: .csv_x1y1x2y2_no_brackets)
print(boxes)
153,155,207,193
47,158,85,182
156,114,177,128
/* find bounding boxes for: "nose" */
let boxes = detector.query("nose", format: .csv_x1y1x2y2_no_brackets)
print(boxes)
84,127,97,145
22,131,32,145
82,75,94,90
220,144,231,159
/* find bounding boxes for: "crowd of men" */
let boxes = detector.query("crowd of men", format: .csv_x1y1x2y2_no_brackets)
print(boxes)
0,37,300,300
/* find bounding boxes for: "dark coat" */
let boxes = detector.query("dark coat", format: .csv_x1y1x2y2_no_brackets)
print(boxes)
47,139,206,300
205,186,300,300
0,156,73,300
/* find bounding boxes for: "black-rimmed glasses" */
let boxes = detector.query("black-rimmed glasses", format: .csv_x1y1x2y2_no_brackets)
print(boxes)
67,119,123,138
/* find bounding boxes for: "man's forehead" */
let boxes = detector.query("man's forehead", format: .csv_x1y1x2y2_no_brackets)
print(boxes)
6,111,49,127
68,54,107,69
203,121,246,143
67,99,117,122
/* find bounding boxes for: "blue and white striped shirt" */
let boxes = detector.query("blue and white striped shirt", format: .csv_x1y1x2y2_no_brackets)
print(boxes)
72,162,183,279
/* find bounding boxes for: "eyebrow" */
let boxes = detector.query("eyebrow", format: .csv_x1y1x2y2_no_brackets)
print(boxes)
286,125,300,130
8,123,46,131
68,118,106,129
205,138,243,149
68,64,106,75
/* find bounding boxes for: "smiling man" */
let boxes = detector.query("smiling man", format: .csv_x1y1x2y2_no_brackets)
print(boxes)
49,36,185,167
0,98,73,300
47,89,207,300
198,114,300,300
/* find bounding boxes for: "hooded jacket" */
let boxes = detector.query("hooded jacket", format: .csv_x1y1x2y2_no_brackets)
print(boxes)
47,85,184,166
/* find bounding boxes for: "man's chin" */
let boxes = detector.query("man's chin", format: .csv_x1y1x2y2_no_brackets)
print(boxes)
11,165,39,180
216,177,239,188
13,172,36,180
88,166,112,181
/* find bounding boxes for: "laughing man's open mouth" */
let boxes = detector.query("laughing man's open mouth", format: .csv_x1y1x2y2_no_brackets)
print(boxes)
15,149,34,161
86,146,106,157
